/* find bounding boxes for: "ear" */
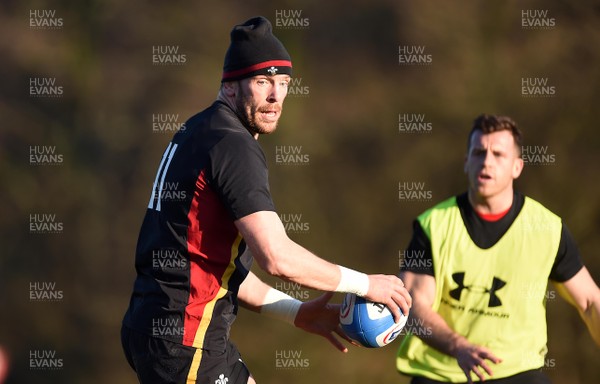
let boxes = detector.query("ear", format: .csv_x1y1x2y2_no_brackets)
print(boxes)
463,154,468,174
222,81,238,97
512,157,524,179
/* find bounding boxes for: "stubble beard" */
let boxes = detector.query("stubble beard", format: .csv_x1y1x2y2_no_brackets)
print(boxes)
235,91,281,136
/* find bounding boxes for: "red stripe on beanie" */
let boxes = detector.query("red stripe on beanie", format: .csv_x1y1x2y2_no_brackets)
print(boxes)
222,60,292,81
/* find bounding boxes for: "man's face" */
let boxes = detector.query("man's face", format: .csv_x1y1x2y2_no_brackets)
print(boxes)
235,74,290,135
465,130,524,201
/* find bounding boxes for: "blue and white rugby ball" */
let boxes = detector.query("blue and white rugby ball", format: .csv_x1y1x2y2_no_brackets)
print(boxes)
339,293,409,348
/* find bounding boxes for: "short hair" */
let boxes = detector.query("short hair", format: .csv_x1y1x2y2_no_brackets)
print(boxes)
467,114,523,157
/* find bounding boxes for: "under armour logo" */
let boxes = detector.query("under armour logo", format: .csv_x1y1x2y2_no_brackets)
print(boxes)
449,272,506,307
267,66,278,75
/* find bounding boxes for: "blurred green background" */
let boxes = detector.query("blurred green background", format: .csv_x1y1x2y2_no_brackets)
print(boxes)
1,0,599,383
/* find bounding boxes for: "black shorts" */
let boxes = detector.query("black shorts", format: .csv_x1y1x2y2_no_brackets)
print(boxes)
121,326,250,384
410,369,551,384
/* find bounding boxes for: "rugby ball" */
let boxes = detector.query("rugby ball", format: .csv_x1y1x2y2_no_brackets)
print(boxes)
339,293,409,348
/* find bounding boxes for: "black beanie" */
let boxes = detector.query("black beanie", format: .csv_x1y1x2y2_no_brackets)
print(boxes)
222,16,292,82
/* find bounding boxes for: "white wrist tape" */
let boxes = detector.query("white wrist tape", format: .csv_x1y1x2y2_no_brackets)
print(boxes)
335,266,370,296
261,288,302,326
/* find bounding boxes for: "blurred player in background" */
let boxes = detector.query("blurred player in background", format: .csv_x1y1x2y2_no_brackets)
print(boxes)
121,16,411,384
396,114,600,383
0,347,9,384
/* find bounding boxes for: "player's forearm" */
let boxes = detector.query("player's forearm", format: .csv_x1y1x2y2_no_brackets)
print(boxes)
411,304,469,358
555,267,600,347
251,234,375,299
238,270,302,325
399,271,465,357
580,271,600,346
235,210,332,287
582,292,600,346
238,270,271,312
236,211,369,295
256,236,346,292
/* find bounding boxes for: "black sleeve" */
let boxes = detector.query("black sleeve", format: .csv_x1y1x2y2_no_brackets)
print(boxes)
400,220,434,276
208,133,276,220
549,223,584,282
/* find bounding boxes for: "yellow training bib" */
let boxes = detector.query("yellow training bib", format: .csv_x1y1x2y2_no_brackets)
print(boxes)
397,196,561,382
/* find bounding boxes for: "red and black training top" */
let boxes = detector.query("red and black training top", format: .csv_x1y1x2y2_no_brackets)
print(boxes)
123,101,275,353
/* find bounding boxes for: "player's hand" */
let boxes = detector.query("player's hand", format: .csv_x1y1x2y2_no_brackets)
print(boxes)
364,274,412,323
453,341,502,383
294,292,356,353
